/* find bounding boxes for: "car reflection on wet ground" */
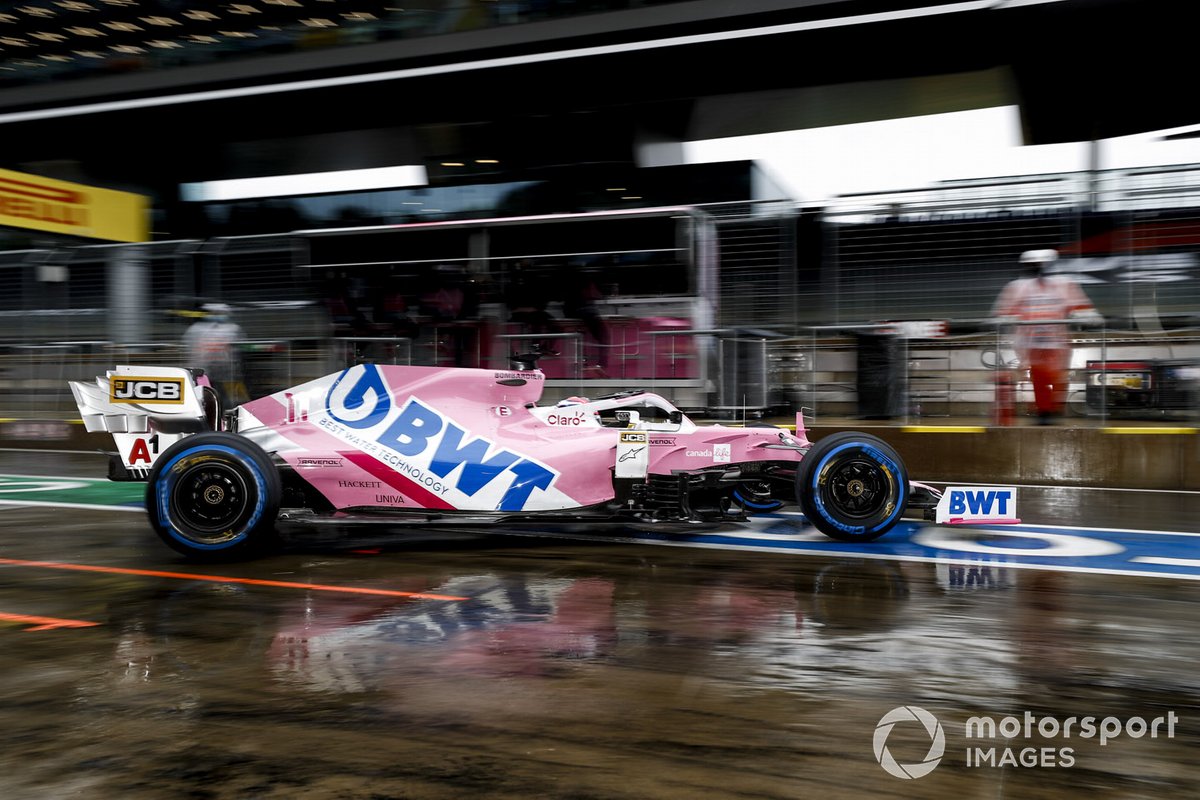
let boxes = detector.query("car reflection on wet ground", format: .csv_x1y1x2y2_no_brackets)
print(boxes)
0,452,1199,798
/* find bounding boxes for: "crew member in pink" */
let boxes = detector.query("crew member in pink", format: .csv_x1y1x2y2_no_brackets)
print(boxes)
992,249,1100,424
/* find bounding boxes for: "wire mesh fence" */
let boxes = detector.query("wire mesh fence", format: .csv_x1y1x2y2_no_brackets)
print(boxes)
3,166,1200,421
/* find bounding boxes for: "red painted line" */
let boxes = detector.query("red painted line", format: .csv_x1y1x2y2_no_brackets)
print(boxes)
0,611,100,632
340,449,456,510
0,558,467,601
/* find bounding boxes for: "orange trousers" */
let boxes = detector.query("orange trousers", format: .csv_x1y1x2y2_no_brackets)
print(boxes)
1027,348,1069,416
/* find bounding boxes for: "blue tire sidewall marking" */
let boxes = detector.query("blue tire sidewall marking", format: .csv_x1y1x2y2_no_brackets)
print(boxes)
809,440,906,535
156,443,268,551
732,489,784,512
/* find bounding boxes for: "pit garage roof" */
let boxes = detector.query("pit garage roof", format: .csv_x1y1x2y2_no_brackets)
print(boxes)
0,0,1194,206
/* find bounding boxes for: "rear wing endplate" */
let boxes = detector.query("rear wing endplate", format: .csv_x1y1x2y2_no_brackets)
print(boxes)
69,365,211,477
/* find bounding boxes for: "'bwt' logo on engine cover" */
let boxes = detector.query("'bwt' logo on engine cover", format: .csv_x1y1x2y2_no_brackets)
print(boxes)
323,365,557,511
110,377,184,404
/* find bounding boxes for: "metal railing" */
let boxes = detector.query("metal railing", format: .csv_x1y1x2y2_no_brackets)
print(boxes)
3,324,1198,426
782,321,1200,425
331,337,414,369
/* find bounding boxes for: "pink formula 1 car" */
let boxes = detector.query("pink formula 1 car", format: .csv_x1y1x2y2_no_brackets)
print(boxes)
71,360,950,560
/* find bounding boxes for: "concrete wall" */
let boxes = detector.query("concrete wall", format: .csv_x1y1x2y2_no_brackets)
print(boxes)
810,424,1200,491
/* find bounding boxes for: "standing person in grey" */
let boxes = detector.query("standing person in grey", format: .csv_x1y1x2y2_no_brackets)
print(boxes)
183,303,247,407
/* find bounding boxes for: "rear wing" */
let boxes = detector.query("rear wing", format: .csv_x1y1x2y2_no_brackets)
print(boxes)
69,365,213,479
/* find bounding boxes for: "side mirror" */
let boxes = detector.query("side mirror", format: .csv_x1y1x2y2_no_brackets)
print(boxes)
668,410,683,425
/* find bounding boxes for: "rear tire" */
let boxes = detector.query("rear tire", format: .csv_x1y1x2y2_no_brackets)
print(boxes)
796,432,908,542
145,432,281,560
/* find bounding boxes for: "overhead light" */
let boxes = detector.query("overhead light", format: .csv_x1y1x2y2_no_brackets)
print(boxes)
181,164,429,201
475,159,499,164
621,196,642,200
141,16,182,26
1,0,1041,126
299,17,336,27
65,26,104,36
440,161,465,167
183,10,219,20
606,187,627,192
990,0,1062,7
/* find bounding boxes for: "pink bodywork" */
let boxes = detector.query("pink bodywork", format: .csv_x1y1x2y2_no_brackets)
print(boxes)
240,364,810,514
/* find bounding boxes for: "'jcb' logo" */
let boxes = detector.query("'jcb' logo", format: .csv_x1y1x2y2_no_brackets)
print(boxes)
110,378,184,404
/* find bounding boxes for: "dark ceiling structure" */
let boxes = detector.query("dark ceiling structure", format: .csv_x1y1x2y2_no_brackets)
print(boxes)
0,0,1194,212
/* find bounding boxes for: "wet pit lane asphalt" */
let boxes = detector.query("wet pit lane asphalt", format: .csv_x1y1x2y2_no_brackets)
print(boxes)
1,450,1199,799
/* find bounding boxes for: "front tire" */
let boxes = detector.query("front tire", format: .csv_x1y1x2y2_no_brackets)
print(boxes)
796,432,908,542
731,480,785,513
145,432,281,560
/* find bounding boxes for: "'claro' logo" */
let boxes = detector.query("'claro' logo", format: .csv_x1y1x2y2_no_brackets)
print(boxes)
110,377,185,404
546,413,587,426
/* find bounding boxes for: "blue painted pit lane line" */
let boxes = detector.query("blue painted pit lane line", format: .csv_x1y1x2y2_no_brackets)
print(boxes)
520,512,1200,582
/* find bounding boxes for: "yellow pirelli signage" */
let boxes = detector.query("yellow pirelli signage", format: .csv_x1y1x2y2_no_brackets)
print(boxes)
0,167,149,243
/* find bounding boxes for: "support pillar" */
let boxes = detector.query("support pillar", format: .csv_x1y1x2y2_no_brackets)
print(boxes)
107,245,148,344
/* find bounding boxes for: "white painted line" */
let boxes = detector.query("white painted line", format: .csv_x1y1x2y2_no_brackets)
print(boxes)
0,500,144,513
1131,556,1200,569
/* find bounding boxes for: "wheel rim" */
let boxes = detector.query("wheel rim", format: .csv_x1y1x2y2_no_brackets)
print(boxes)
169,460,251,543
732,481,783,511
823,456,891,519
